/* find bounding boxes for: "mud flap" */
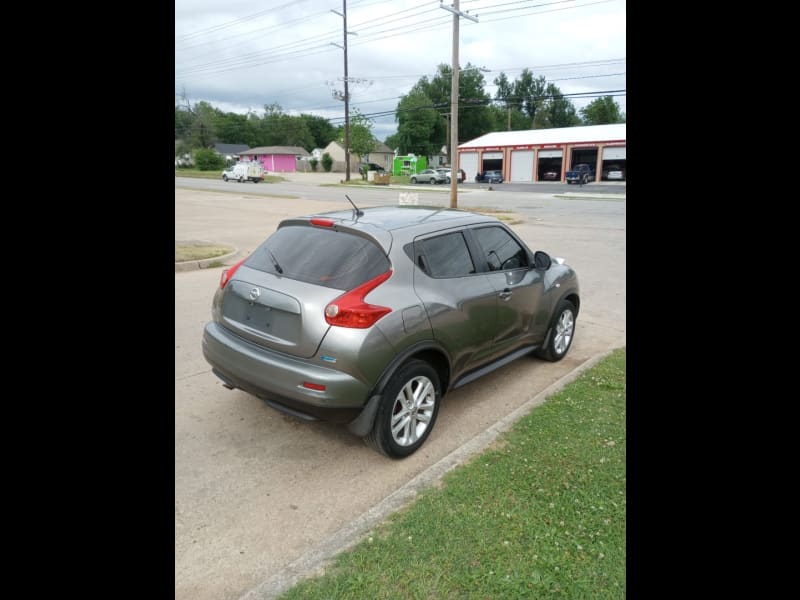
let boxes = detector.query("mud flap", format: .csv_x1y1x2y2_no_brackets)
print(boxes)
347,394,382,437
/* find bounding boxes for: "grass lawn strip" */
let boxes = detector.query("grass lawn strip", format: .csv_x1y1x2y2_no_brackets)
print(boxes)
280,348,626,599
175,242,234,262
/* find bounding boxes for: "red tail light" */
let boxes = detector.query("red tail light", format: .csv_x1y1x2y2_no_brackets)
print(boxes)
220,258,246,289
310,218,334,227
324,270,393,328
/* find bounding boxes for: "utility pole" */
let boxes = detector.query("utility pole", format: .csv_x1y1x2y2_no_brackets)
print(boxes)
440,1,478,208
331,1,353,181
443,112,451,162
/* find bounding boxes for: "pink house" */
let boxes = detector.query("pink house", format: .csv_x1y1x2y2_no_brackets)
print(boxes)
238,146,311,173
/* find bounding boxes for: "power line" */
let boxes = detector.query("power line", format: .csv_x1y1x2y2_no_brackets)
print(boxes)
176,0,306,42
175,0,609,80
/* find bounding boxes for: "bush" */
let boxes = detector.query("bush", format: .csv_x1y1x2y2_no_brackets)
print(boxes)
321,152,333,172
194,148,225,171
309,158,318,172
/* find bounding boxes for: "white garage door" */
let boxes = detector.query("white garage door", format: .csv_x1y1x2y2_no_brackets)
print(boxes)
538,149,563,158
460,152,479,182
510,150,534,182
603,147,626,160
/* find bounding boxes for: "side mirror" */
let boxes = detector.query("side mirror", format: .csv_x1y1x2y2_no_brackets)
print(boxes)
533,250,552,270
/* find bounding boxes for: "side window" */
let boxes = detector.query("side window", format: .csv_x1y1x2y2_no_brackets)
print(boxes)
473,226,528,271
418,232,476,278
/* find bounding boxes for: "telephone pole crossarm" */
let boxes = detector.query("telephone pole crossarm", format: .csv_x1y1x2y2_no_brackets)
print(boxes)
438,2,479,22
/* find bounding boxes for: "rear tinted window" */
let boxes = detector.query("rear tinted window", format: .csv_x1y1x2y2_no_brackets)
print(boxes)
245,225,390,290
418,232,475,278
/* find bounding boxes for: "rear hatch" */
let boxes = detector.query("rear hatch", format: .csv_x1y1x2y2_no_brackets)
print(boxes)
219,222,391,358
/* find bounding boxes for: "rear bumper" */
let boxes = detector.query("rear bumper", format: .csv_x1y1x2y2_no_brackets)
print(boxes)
202,322,369,422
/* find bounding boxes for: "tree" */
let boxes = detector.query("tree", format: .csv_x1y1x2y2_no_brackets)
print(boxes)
580,96,626,125
188,101,219,148
339,109,376,163
321,152,333,172
394,63,494,160
214,112,249,144
175,105,194,142
486,103,529,131
244,111,263,147
259,103,315,150
300,114,337,150
193,148,225,171
384,133,401,154
421,63,494,153
513,69,548,121
395,89,439,157
542,84,581,128
493,69,549,128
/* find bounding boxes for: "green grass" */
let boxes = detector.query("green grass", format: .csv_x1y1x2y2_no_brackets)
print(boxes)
470,206,523,224
280,348,626,599
175,242,233,262
320,175,415,187
175,168,285,183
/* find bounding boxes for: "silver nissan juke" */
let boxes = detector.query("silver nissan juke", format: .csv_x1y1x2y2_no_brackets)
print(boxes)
202,204,580,458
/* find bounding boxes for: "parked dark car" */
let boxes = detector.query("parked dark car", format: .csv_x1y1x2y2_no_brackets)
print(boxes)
202,205,580,458
475,170,504,183
565,163,594,185
359,162,385,174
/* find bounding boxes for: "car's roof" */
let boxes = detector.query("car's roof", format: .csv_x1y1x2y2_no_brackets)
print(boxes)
317,206,492,230
281,206,499,251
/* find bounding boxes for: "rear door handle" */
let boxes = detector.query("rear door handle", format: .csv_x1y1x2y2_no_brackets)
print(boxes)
498,289,512,301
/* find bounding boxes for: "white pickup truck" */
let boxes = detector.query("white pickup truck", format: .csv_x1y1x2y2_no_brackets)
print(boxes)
222,162,264,183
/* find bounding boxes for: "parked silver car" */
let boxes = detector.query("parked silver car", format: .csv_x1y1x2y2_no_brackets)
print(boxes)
410,169,447,184
202,205,580,458
434,168,464,183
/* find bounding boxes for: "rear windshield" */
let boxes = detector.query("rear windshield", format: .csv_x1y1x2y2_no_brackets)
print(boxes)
245,225,390,290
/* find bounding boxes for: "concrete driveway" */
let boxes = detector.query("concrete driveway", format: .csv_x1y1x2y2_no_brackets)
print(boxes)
175,181,625,599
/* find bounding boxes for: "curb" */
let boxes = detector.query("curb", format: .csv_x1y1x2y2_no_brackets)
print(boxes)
238,342,626,600
175,246,240,272
555,192,626,201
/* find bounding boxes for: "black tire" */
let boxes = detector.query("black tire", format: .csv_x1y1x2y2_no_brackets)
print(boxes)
445,177,451,184
535,299,577,362
223,175,228,182
410,177,417,184
364,360,441,459
430,178,436,184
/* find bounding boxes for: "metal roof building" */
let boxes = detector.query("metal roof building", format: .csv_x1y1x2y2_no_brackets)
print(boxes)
457,123,626,183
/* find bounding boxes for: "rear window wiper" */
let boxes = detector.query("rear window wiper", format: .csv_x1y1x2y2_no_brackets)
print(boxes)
266,248,283,274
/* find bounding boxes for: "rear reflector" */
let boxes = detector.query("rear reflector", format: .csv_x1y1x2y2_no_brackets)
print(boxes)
310,218,334,227
220,257,247,289
302,382,326,391
325,270,393,328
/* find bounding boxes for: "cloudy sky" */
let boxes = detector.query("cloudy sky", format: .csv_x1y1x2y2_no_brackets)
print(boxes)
175,0,626,142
